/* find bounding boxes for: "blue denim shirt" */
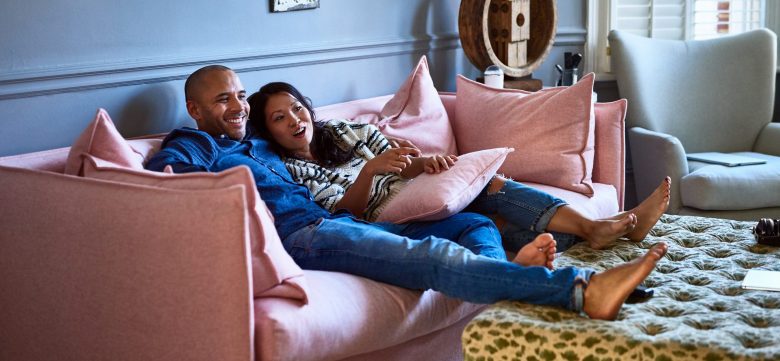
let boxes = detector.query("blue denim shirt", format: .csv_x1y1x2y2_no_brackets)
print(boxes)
145,127,332,240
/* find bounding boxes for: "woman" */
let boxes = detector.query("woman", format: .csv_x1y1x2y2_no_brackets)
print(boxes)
247,82,670,262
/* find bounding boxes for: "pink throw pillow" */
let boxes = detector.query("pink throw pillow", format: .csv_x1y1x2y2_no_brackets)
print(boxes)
65,109,157,175
376,148,512,223
81,155,310,303
454,73,596,196
319,56,457,156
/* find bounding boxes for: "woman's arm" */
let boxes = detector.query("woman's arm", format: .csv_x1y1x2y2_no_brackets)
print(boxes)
334,147,418,218
400,154,459,179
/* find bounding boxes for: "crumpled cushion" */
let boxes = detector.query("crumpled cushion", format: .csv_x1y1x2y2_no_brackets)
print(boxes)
681,152,780,210
462,214,780,360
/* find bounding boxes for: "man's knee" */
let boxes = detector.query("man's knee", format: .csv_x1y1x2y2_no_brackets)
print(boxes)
451,212,498,230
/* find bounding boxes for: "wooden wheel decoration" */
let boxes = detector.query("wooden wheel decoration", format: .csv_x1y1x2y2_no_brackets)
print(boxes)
459,0,557,78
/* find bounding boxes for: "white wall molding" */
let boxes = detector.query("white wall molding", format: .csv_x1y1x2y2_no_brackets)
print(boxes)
1,27,585,101
0,34,462,100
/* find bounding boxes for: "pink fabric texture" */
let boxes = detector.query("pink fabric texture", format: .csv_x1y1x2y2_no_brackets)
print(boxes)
81,155,309,302
254,270,483,361
64,109,146,175
315,57,457,156
592,100,628,210
454,74,597,196
526,182,619,220
376,148,512,223
0,165,254,361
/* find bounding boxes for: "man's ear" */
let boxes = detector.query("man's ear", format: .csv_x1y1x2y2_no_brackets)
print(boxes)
186,100,201,125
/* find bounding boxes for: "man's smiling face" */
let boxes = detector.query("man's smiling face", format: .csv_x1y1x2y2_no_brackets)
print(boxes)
186,69,249,140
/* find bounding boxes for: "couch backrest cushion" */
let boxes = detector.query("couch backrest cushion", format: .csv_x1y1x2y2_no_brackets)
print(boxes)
376,147,512,223
0,165,253,361
454,73,596,196
315,56,458,157
81,155,310,302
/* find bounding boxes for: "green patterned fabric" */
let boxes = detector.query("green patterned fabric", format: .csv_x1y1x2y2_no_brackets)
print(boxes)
462,215,780,361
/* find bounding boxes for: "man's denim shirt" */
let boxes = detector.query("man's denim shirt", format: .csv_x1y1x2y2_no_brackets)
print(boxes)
145,127,332,240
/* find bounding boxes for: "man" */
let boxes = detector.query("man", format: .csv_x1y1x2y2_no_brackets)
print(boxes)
146,65,667,320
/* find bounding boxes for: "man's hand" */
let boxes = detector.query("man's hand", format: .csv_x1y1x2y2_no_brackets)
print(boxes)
365,147,421,175
423,154,458,174
385,136,419,150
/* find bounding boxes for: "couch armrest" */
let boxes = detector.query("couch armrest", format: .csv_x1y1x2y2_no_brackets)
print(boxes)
753,122,780,156
592,100,628,210
628,127,688,214
0,166,254,361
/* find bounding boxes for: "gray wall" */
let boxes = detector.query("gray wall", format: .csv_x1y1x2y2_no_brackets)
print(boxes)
0,0,586,156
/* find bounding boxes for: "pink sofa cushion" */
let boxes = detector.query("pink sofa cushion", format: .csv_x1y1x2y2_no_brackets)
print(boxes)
376,148,512,223
593,99,628,209
454,74,596,196
316,56,458,156
527,182,619,220
0,165,253,360
64,108,162,175
254,270,484,361
81,155,309,302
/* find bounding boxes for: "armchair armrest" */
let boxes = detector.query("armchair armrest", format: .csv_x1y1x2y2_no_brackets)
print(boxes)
628,127,689,214
0,166,254,361
753,122,780,156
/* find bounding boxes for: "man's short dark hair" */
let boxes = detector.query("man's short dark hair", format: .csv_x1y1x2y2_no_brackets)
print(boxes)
184,65,233,101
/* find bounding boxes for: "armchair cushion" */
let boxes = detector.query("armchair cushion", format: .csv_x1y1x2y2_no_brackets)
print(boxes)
453,73,596,196
81,155,310,302
681,152,780,210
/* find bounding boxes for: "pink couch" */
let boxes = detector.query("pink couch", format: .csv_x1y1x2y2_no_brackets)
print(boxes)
0,93,625,361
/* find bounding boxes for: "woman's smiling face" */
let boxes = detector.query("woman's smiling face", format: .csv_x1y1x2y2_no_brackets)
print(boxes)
263,92,315,159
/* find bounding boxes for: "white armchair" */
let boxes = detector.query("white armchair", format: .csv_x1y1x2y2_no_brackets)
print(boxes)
610,28,780,221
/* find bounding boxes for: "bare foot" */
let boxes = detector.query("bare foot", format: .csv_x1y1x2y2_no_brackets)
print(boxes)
584,214,637,250
622,177,671,241
512,233,557,270
583,242,668,320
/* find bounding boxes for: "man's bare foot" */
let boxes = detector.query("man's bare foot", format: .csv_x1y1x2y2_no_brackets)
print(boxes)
512,233,556,270
622,177,671,241
584,214,637,250
583,242,668,320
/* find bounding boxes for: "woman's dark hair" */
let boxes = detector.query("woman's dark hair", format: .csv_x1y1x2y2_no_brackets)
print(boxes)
248,82,353,167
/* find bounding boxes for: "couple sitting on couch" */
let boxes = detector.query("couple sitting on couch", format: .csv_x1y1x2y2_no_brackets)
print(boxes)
146,64,671,320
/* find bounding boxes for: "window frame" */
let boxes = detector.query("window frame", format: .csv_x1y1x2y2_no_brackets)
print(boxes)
585,0,778,77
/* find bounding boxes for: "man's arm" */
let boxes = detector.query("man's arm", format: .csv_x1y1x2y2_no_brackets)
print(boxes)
145,130,217,173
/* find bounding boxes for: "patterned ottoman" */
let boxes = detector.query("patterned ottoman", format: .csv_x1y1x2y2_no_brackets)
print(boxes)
462,215,780,361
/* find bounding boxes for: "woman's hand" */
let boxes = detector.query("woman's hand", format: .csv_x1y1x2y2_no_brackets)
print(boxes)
365,147,421,175
423,154,458,174
385,136,419,150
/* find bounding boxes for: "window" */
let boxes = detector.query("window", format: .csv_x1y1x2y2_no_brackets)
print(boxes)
585,0,768,75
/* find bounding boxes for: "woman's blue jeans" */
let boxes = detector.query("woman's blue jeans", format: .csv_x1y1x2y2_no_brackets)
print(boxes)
464,179,582,252
282,212,592,311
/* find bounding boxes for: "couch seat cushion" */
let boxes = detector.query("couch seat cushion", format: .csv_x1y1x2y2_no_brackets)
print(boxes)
254,270,484,361
527,182,619,220
681,152,780,210
463,214,780,360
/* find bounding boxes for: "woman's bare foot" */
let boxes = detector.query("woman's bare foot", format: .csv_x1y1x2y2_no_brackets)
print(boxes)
512,233,557,270
583,242,668,320
610,177,671,242
584,214,637,250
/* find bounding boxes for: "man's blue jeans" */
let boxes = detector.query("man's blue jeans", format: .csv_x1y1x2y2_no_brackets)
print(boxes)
282,212,592,311
465,179,582,252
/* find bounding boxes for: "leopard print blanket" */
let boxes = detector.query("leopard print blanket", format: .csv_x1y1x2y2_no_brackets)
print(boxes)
462,215,780,361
